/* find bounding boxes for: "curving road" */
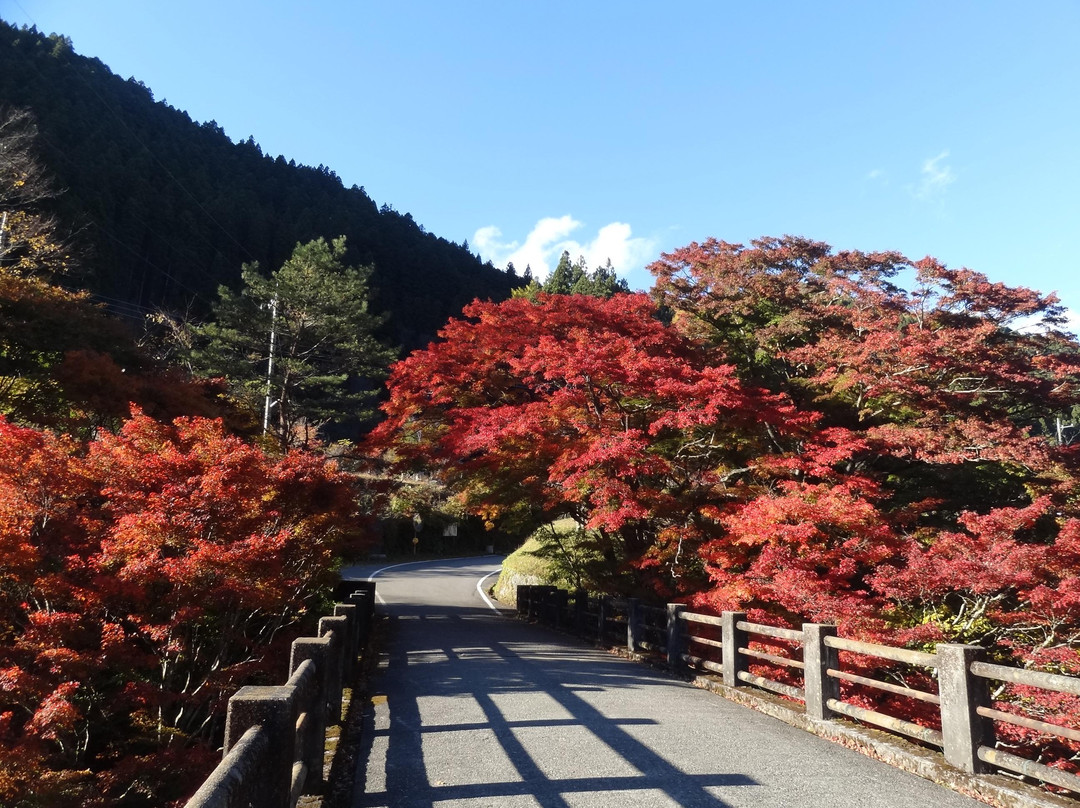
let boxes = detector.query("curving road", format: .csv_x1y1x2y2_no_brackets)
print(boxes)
342,557,984,808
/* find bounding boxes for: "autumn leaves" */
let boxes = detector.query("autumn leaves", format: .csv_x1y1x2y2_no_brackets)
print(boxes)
0,413,360,805
373,237,1080,664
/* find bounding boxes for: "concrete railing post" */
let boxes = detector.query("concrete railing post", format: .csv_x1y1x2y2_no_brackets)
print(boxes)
552,588,569,629
318,616,348,718
574,589,588,636
666,604,686,672
526,585,540,620
333,603,359,680
545,586,559,626
529,586,542,621
348,584,375,647
721,611,748,688
223,685,297,808
937,644,994,774
290,637,331,791
626,598,641,653
598,597,609,643
803,623,839,720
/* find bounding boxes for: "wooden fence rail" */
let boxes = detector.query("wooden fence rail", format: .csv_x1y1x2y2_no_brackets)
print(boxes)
516,584,1080,798
184,581,377,808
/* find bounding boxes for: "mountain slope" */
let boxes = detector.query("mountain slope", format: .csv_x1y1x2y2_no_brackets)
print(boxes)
0,20,519,348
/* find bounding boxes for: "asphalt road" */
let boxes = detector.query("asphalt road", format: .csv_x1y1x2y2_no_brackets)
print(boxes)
342,557,985,808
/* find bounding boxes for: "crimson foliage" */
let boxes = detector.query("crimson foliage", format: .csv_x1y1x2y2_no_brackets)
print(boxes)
0,411,360,807
650,238,1080,648
370,293,808,594
372,237,1080,773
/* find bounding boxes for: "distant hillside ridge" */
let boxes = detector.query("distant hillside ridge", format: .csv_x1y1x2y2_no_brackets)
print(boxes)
0,19,521,349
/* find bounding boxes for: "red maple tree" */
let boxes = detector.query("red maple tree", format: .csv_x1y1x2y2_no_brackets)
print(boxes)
372,237,1080,772
370,292,811,594
0,410,362,806
652,236,1080,770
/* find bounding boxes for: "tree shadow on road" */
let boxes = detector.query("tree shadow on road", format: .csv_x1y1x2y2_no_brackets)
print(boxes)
353,604,757,807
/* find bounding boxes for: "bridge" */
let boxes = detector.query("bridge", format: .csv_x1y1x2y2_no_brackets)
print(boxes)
186,557,1078,808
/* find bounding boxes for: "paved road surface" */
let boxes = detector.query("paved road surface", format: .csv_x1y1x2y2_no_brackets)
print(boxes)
343,557,984,808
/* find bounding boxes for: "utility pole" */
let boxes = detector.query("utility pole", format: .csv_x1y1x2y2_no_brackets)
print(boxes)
262,293,278,436
1057,416,1076,446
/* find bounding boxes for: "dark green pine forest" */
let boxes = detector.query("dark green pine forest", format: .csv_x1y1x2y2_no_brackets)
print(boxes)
0,19,522,350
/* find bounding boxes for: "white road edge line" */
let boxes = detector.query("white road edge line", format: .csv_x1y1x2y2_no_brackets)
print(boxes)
476,569,502,614
366,559,441,605
359,556,504,607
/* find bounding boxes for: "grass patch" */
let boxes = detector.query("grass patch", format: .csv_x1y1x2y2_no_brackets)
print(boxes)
492,518,582,604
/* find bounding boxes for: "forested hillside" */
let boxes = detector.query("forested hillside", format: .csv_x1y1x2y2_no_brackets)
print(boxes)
0,20,520,348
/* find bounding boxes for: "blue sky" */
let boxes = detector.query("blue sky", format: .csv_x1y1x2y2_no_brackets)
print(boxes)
7,1,1080,325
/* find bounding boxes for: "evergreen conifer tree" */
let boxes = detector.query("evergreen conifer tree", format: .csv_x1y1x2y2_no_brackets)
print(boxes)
193,237,396,448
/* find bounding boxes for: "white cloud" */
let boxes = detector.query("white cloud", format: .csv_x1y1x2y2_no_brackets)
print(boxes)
914,150,956,201
472,225,505,254
1045,306,1080,337
1007,307,1080,337
473,216,656,281
1065,308,1080,336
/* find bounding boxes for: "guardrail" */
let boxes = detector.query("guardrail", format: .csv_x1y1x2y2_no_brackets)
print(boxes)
184,581,376,808
516,585,1080,798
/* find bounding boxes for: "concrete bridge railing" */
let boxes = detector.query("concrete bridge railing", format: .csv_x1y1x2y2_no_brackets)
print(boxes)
184,581,376,808
516,584,1080,801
